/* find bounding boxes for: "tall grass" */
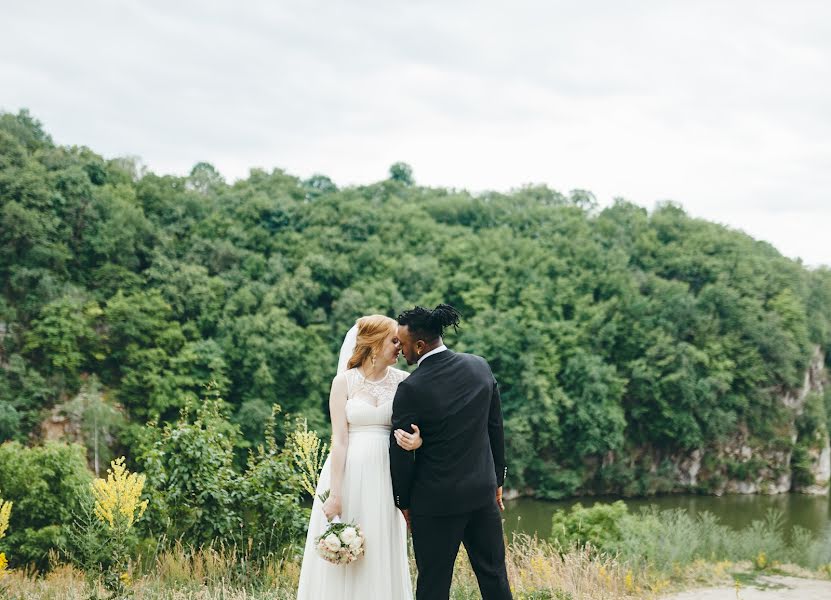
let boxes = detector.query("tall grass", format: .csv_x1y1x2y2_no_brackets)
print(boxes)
3,536,656,600
4,509,831,599
613,508,831,573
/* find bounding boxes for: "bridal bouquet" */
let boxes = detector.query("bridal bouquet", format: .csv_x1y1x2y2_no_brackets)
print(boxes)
315,518,365,564
292,422,366,565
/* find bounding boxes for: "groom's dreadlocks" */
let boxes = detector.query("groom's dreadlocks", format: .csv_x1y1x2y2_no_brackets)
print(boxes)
397,304,461,342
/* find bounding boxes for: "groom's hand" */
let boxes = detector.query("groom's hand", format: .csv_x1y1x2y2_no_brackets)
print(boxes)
401,508,411,530
496,486,505,511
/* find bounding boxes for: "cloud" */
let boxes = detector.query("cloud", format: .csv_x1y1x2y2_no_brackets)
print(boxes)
1,0,829,265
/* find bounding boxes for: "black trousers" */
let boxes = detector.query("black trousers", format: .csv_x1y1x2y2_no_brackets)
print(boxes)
410,501,513,600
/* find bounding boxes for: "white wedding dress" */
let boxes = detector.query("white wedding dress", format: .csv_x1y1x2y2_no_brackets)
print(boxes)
296,366,414,600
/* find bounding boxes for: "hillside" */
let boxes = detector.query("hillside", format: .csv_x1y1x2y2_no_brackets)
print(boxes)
1,109,830,498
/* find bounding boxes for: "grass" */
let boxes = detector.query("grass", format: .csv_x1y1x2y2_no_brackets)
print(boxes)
0,536,659,600
4,514,831,599
552,502,831,576
2,537,808,600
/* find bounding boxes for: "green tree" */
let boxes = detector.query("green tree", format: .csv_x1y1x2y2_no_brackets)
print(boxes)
388,162,414,186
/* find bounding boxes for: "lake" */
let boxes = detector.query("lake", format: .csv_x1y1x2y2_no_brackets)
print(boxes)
502,493,831,539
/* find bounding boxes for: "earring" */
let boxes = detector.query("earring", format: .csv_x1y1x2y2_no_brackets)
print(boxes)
371,354,377,366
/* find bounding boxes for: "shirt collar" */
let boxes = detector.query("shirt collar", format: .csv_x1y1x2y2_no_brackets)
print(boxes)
417,344,448,366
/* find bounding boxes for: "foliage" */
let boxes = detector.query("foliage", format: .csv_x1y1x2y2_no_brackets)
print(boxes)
0,441,92,570
138,390,243,546
1,108,830,502
61,376,125,477
791,392,829,489
550,501,831,573
238,409,310,559
550,501,629,553
137,387,307,558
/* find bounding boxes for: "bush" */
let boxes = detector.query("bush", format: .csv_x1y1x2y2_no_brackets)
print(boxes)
138,393,245,546
550,501,629,552
239,411,309,558
0,441,92,570
137,387,308,558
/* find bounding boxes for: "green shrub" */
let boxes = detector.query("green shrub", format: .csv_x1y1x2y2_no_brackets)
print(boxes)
725,456,768,482
0,441,93,570
137,387,307,558
138,393,245,546
550,500,629,552
239,411,309,558
790,445,814,488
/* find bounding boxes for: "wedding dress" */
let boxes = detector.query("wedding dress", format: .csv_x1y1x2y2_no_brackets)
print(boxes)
296,366,414,600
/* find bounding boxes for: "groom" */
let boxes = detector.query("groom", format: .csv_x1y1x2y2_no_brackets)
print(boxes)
390,304,512,600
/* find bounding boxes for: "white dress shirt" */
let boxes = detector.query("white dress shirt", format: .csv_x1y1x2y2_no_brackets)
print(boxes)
417,344,448,366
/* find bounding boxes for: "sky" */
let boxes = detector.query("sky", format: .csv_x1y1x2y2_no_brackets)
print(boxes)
2,1,829,266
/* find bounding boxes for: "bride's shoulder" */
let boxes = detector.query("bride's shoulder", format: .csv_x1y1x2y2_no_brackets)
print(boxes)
390,367,411,382
333,369,356,384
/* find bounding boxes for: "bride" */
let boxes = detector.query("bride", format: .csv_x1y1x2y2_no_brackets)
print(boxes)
296,315,421,600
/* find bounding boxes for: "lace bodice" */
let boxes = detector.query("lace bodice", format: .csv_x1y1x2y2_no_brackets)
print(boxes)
344,367,409,430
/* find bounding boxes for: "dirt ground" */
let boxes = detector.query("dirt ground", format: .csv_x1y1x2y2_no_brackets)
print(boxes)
662,575,831,600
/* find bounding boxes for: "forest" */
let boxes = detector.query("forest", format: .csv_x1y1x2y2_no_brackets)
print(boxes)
1,108,831,571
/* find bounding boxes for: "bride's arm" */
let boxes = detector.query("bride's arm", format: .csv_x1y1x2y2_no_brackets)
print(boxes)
322,374,348,520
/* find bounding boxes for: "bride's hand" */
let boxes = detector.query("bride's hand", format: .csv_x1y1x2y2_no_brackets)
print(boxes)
322,495,342,521
394,424,422,451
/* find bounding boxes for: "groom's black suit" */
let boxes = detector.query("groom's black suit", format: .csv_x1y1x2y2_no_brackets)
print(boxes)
390,349,512,600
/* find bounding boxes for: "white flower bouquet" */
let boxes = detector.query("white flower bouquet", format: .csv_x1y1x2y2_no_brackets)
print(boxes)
315,517,365,564
291,422,366,566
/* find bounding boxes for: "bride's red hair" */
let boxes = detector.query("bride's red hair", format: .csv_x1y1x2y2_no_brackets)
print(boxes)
347,315,397,370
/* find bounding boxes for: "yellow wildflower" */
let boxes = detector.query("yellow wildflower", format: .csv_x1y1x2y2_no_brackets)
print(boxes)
291,421,328,498
530,555,547,578
91,457,148,529
649,578,670,593
624,570,634,592
0,552,7,579
120,571,132,585
0,494,11,540
755,551,767,570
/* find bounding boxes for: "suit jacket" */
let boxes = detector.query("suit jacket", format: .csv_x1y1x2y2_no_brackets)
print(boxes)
389,350,507,516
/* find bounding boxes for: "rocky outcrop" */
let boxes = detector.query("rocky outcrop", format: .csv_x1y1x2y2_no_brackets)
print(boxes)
791,347,830,494
695,346,828,496
586,347,829,498
801,445,831,495
675,449,702,487
671,430,793,496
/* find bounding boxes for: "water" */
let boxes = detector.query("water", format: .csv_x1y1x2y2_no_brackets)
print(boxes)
503,493,831,539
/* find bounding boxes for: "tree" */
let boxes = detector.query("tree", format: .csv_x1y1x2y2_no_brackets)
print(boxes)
187,161,225,194
388,162,414,186
1,109,828,509
62,376,124,476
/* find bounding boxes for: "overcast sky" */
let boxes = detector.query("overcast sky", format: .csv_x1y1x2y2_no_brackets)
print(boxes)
2,1,829,266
